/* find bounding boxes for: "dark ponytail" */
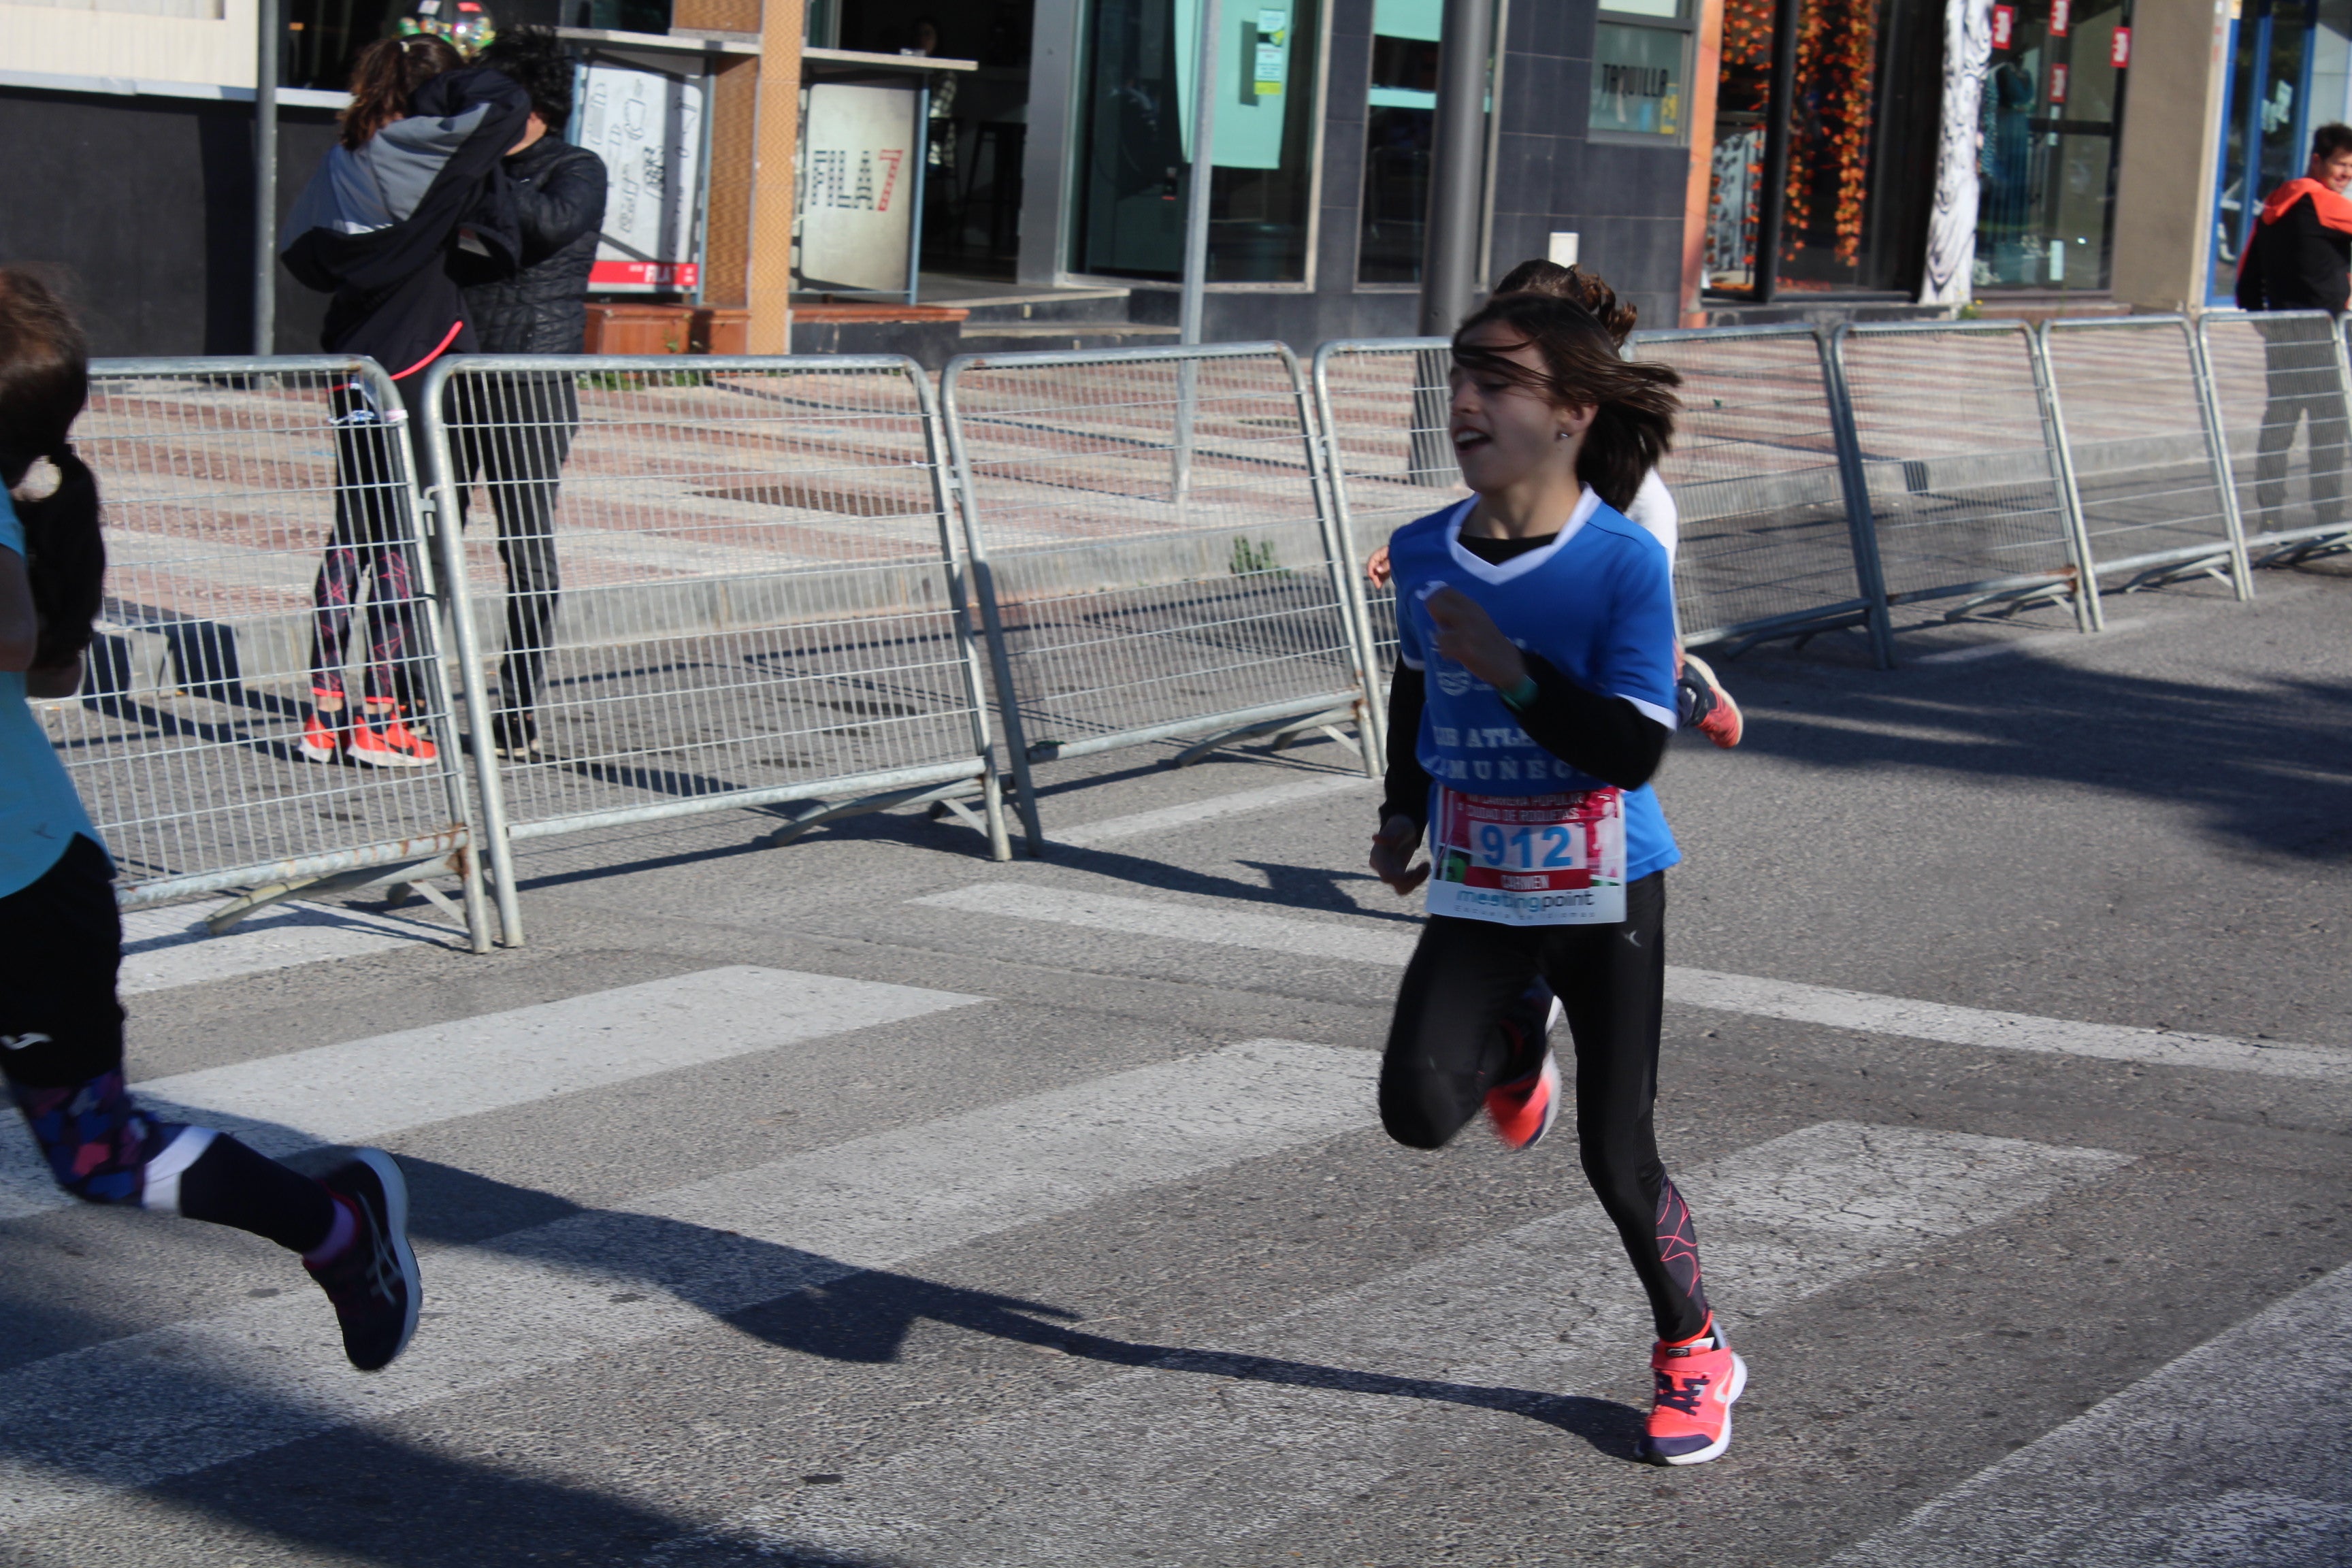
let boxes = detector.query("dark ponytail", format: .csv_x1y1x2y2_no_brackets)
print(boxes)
1489,259,1639,347
340,35,464,150
1451,289,1679,512
0,270,104,669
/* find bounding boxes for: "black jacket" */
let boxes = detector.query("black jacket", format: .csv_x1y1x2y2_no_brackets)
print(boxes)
2236,180,2352,314
457,136,607,355
280,67,529,379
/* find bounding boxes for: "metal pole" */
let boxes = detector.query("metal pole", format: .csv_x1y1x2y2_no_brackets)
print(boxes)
1475,0,1509,291
1178,0,1223,347
1752,0,1799,305
1174,0,1222,503
1418,0,1494,336
252,0,280,355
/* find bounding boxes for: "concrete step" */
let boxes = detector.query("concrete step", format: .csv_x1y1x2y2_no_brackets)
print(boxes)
955,322,1181,355
915,274,1137,325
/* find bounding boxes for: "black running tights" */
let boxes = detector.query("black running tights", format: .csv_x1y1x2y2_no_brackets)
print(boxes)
1379,871,1711,1342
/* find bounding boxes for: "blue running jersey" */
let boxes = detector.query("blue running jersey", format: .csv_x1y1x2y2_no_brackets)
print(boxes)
1391,491,1682,882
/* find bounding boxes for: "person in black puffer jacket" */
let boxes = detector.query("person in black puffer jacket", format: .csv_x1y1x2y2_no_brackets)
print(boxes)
450,26,606,758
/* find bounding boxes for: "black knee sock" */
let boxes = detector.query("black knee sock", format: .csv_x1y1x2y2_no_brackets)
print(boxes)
176,1134,338,1254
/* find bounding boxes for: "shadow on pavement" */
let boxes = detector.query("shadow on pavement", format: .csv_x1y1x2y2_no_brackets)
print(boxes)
1716,638,2352,860
0,1148,1637,1566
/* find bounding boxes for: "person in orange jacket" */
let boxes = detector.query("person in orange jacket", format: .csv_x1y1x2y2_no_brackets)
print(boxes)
2236,122,2352,532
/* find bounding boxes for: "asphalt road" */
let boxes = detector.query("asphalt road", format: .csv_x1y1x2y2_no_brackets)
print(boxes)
3,566,2348,1567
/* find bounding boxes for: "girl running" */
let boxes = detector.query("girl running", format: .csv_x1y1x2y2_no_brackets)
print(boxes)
0,270,421,1371
1367,286,1745,1465
1367,260,1742,748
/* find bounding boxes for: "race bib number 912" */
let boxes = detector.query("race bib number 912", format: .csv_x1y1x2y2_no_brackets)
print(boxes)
1425,787,1627,926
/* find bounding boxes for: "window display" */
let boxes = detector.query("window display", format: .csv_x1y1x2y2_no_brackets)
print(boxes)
1072,0,1325,282
1704,0,1943,295
1974,0,2132,291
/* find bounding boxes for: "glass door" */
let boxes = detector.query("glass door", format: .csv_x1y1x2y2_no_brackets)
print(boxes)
2209,0,2352,301
1975,0,2133,293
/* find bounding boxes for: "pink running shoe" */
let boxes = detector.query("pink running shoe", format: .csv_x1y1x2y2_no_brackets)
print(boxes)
1639,1318,1748,1465
1484,985,1565,1150
350,708,437,768
1679,651,1743,749
297,710,345,763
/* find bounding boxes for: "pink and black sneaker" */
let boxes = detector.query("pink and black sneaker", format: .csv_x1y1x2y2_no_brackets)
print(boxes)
1485,983,1565,1151
305,1148,421,1371
1639,1316,1747,1465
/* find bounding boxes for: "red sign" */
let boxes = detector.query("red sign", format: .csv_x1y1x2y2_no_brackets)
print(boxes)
2111,26,2131,67
2049,63,2069,103
1991,3,2014,48
2051,0,2070,37
588,261,702,290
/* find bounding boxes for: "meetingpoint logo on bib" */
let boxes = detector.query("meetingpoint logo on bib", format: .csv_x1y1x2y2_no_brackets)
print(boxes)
1426,786,1628,926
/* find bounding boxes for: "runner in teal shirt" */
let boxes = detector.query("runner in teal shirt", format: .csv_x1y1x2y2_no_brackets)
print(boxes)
0,266,422,1372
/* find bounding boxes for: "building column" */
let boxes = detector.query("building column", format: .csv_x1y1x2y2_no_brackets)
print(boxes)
1679,0,1725,326
2109,0,2232,312
678,0,802,352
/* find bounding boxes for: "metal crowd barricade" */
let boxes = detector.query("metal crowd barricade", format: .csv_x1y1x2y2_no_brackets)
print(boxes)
1308,337,1462,679
1832,321,2102,631
62,357,493,947
2038,316,2252,598
418,354,1009,945
941,342,1381,853
1628,325,1894,666
2193,308,2352,567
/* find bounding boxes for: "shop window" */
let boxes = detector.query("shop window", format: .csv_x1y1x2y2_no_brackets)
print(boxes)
2212,0,2352,297
1072,0,1325,283
1356,0,1441,283
1976,0,2133,291
1704,0,1942,295
1590,1,1693,143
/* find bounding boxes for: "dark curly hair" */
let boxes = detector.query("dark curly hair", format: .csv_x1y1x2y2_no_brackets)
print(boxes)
1490,258,1639,347
477,25,576,129
0,270,103,671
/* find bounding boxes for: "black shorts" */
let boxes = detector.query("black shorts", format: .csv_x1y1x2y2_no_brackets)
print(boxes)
0,834,127,1090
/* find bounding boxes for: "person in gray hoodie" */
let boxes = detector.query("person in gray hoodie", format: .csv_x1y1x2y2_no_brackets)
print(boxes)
280,37,527,767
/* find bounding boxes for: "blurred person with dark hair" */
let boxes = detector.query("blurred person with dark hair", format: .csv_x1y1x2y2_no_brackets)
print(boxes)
2236,122,2352,535
280,35,529,766
451,24,606,760
0,270,421,1373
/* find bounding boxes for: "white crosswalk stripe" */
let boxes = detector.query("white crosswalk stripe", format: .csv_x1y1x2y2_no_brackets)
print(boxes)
1049,775,1372,847
0,968,981,1218
672,1121,2129,1565
911,883,2352,1081
1825,1260,2352,1567
0,1039,1377,1529
117,900,453,996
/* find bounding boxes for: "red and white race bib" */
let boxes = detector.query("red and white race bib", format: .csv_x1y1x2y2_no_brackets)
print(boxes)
1426,786,1627,926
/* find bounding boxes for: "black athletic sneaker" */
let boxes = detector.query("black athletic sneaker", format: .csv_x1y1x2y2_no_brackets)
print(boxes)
306,1149,422,1371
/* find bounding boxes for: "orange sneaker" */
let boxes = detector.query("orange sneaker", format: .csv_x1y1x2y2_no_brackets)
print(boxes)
298,710,345,763
350,708,437,768
1678,651,1743,749
1484,983,1565,1150
1639,1319,1747,1466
